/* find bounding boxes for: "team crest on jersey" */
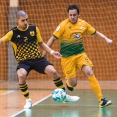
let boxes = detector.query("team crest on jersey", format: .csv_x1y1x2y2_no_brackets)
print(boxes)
30,31,35,36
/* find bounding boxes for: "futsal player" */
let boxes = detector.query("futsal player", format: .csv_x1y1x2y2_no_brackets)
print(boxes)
43,4,113,107
0,10,79,109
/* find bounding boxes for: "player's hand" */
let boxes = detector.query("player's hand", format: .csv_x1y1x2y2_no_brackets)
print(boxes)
106,38,113,45
42,51,47,58
52,51,62,59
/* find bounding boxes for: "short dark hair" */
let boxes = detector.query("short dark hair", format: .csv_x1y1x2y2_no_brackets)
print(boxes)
67,4,80,14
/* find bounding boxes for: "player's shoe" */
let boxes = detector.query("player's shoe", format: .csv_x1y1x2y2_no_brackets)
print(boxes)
99,98,112,108
24,98,32,109
63,94,80,103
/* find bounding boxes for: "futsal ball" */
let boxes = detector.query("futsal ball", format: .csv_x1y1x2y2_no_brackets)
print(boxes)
52,88,66,102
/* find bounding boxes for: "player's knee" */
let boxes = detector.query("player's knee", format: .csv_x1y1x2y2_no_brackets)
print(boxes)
68,77,77,87
86,70,94,77
17,73,26,79
47,68,58,78
68,79,77,87
51,70,58,77
17,73,26,84
17,68,27,79
71,82,77,87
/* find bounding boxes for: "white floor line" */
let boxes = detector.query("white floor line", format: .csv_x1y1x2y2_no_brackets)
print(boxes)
1,90,15,95
10,94,52,117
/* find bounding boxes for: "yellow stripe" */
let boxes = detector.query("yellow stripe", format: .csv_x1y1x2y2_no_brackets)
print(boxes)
66,80,73,87
22,90,29,95
58,86,64,89
19,84,27,88
54,79,61,83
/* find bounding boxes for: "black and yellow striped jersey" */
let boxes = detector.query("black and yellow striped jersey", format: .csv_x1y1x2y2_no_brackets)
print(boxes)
1,24,43,63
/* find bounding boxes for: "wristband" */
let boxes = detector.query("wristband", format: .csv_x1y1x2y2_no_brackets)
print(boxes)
50,50,55,55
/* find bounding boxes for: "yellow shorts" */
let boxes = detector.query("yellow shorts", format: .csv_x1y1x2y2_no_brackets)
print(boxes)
61,53,93,79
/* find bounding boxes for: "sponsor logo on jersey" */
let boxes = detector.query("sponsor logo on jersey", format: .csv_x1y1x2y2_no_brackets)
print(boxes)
74,34,81,39
71,33,82,40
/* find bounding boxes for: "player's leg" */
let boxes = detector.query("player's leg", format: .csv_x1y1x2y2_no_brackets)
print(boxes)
61,56,77,91
17,62,32,109
66,77,77,91
31,57,65,90
82,65,112,107
82,65,103,101
33,57,79,103
59,57,80,102
44,65,65,90
80,53,112,107
45,65,79,102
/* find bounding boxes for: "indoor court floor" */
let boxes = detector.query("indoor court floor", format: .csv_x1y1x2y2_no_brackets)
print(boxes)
11,90,116,117
0,81,117,117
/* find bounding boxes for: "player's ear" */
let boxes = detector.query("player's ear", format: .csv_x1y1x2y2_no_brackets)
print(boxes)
16,18,18,23
16,18,20,25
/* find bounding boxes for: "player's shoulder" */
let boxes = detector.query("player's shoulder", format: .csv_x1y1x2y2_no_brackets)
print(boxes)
78,18,91,27
29,24,39,29
58,18,69,29
29,24,36,27
6,27,17,35
10,26,17,31
28,24,38,31
78,18,87,24
60,18,69,25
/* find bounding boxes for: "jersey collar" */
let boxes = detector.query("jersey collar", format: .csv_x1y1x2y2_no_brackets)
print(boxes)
17,24,29,31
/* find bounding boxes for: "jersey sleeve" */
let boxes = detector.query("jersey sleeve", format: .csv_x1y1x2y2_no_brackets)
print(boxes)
85,22,96,35
36,26,43,42
53,22,65,39
1,30,13,42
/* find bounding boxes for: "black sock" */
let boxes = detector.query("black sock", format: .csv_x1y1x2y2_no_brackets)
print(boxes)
53,77,65,90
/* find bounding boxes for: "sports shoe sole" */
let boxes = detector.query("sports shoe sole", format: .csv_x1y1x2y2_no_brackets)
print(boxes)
100,100,112,108
63,97,80,103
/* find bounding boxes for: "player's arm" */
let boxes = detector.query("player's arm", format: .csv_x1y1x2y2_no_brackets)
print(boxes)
93,31,113,45
43,23,64,57
86,22,113,45
0,30,13,45
47,23,64,47
46,35,57,47
42,36,57,57
36,26,61,58
39,41,61,59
